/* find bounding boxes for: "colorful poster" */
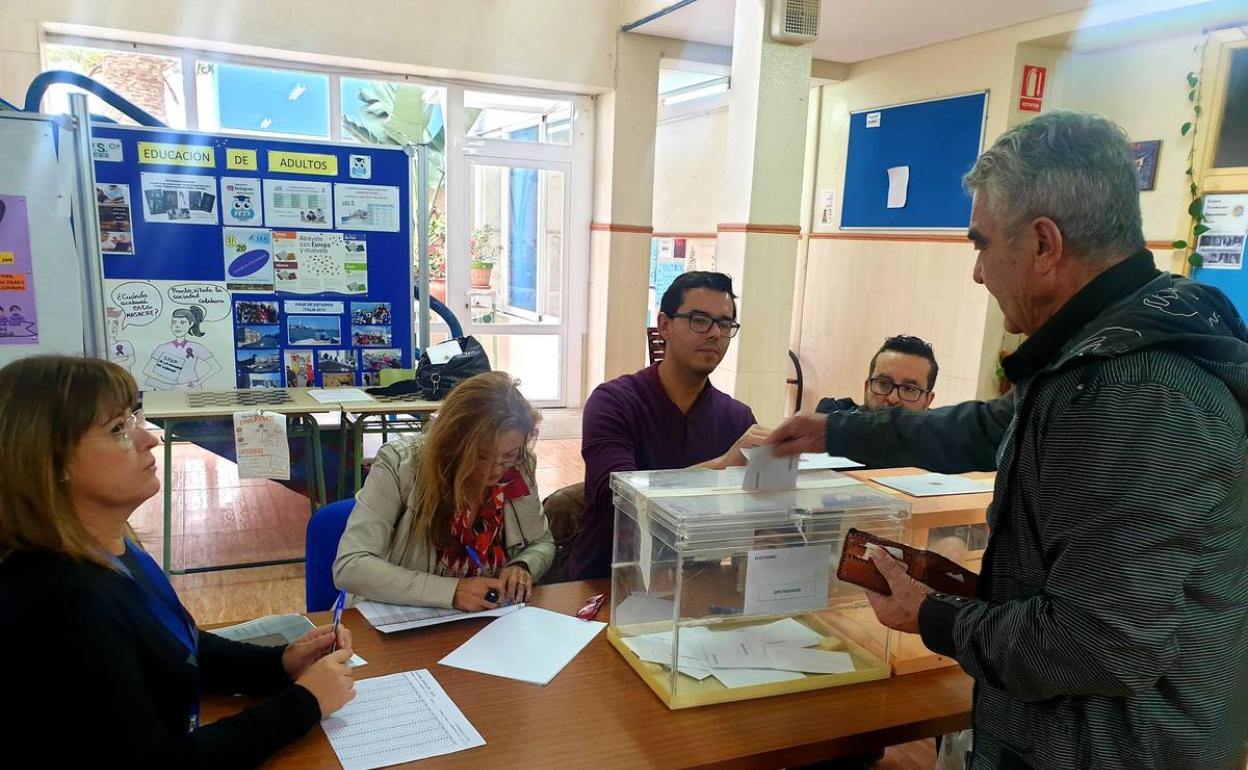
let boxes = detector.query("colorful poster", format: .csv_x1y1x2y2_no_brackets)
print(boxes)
234,324,280,349
222,227,276,292
233,411,290,481
104,279,233,389
274,231,367,295
351,324,392,347
234,299,279,324
351,301,391,326
316,348,358,374
263,179,332,229
96,183,135,255
0,194,38,344
334,183,401,232
1197,232,1245,271
236,349,282,389
362,348,403,372
322,372,355,387
284,350,316,387
287,315,342,345
221,177,263,227
139,172,219,225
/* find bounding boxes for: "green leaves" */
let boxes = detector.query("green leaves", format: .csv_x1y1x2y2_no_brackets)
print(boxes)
1172,239,1187,249
1187,72,1199,87
1188,252,1204,268
1189,198,1204,217
1181,122,1193,136
1193,224,1211,236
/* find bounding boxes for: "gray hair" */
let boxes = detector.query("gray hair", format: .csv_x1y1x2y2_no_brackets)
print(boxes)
964,111,1145,263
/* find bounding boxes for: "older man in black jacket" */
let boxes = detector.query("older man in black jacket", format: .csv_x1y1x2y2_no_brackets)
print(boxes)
771,111,1248,770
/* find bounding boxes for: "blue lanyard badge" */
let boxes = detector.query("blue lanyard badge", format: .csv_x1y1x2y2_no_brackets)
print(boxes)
113,541,202,732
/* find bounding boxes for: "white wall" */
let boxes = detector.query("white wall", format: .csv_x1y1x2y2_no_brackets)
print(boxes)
652,106,729,234
0,0,620,104
1054,33,1203,251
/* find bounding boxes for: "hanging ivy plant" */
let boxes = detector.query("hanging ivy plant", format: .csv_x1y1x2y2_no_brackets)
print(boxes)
1172,41,1209,269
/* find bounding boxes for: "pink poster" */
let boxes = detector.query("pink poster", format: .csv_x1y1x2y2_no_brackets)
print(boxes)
0,195,38,344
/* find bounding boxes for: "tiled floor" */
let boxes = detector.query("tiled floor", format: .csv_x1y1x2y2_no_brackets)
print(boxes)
149,417,932,770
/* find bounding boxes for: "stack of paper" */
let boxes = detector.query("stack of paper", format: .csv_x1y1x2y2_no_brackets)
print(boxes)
306,387,375,403
439,606,605,685
798,453,865,471
742,446,799,492
619,618,855,689
322,669,483,770
870,473,994,497
356,600,522,634
213,614,367,668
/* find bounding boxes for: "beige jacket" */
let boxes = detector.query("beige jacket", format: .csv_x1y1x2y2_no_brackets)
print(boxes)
332,435,555,608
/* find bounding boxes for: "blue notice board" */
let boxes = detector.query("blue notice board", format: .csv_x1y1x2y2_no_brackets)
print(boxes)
92,125,412,391
841,92,987,230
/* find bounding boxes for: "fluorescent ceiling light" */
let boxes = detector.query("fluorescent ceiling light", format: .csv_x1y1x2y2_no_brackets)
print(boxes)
661,80,729,106
287,84,306,101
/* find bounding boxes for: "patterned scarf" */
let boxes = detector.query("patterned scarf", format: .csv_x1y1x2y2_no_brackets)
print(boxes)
436,468,530,578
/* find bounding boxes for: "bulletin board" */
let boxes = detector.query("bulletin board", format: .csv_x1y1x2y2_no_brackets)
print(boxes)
841,91,988,230
91,125,412,391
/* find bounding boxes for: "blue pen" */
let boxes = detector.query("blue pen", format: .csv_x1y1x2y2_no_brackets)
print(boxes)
329,589,346,653
464,546,502,605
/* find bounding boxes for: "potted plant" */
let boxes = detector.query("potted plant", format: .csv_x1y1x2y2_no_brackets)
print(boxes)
423,207,447,302
469,224,499,288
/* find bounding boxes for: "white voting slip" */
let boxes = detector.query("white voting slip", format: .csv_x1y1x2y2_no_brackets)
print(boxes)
356,600,522,633
741,446,799,492
798,453,865,471
322,669,483,770
439,606,605,685
213,614,366,667
871,472,995,497
307,387,374,403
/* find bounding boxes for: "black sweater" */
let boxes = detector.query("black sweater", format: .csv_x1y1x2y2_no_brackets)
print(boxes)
0,549,321,769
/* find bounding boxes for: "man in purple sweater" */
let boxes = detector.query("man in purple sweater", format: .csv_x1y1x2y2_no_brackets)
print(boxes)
566,272,766,580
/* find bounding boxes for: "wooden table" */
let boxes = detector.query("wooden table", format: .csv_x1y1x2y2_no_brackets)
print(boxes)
204,581,973,769
141,388,439,574
846,467,994,675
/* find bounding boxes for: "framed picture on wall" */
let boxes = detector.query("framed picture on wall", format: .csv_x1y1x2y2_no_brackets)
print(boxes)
1131,140,1161,191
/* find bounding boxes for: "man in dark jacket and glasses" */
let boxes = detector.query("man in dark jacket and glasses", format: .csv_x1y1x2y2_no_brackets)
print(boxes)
770,111,1248,770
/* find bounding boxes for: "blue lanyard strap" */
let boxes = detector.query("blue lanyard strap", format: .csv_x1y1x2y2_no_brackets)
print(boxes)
111,541,202,732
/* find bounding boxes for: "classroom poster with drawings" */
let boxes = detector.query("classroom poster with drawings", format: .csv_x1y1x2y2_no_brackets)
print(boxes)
104,279,234,390
273,230,368,294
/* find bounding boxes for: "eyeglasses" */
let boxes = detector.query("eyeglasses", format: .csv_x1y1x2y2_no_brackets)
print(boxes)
480,448,522,472
669,312,740,338
867,377,929,403
85,409,147,451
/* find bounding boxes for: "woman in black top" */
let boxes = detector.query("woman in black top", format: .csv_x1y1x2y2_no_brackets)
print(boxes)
0,356,356,768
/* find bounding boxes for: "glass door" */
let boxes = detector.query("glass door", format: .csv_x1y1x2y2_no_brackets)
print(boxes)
451,157,568,404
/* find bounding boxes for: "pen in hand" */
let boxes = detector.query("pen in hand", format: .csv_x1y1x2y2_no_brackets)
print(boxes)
329,589,346,653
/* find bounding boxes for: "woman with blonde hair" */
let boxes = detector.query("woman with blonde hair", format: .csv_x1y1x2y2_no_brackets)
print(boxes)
0,355,355,767
335,370,554,610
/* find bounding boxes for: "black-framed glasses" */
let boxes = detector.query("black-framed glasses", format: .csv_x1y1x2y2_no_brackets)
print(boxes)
670,312,740,338
867,377,929,403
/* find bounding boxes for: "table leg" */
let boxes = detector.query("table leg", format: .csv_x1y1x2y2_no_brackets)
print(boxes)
353,414,365,492
162,420,175,575
309,414,326,509
337,411,351,501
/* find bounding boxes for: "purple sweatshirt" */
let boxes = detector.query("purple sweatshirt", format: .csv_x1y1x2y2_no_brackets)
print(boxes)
566,363,756,580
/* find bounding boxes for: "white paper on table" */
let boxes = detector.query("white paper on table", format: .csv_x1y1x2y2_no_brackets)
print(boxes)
213,614,366,667
438,606,604,685
425,338,462,365
711,666,804,688
232,411,290,481
701,635,771,669
619,634,713,680
741,617,825,648
306,387,374,404
741,446,799,492
886,165,910,208
764,642,855,674
743,545,832,615
356,600,521,633
322,669,483,770
799,453,865,471
871,473,994,497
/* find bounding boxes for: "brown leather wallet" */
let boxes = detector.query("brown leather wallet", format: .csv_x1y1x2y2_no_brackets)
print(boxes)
837,528,979,598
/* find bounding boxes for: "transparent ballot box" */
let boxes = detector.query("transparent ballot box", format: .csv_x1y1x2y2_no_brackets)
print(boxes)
606,467,911,709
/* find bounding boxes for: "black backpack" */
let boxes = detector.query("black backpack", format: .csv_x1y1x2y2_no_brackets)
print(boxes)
366,336,490,400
